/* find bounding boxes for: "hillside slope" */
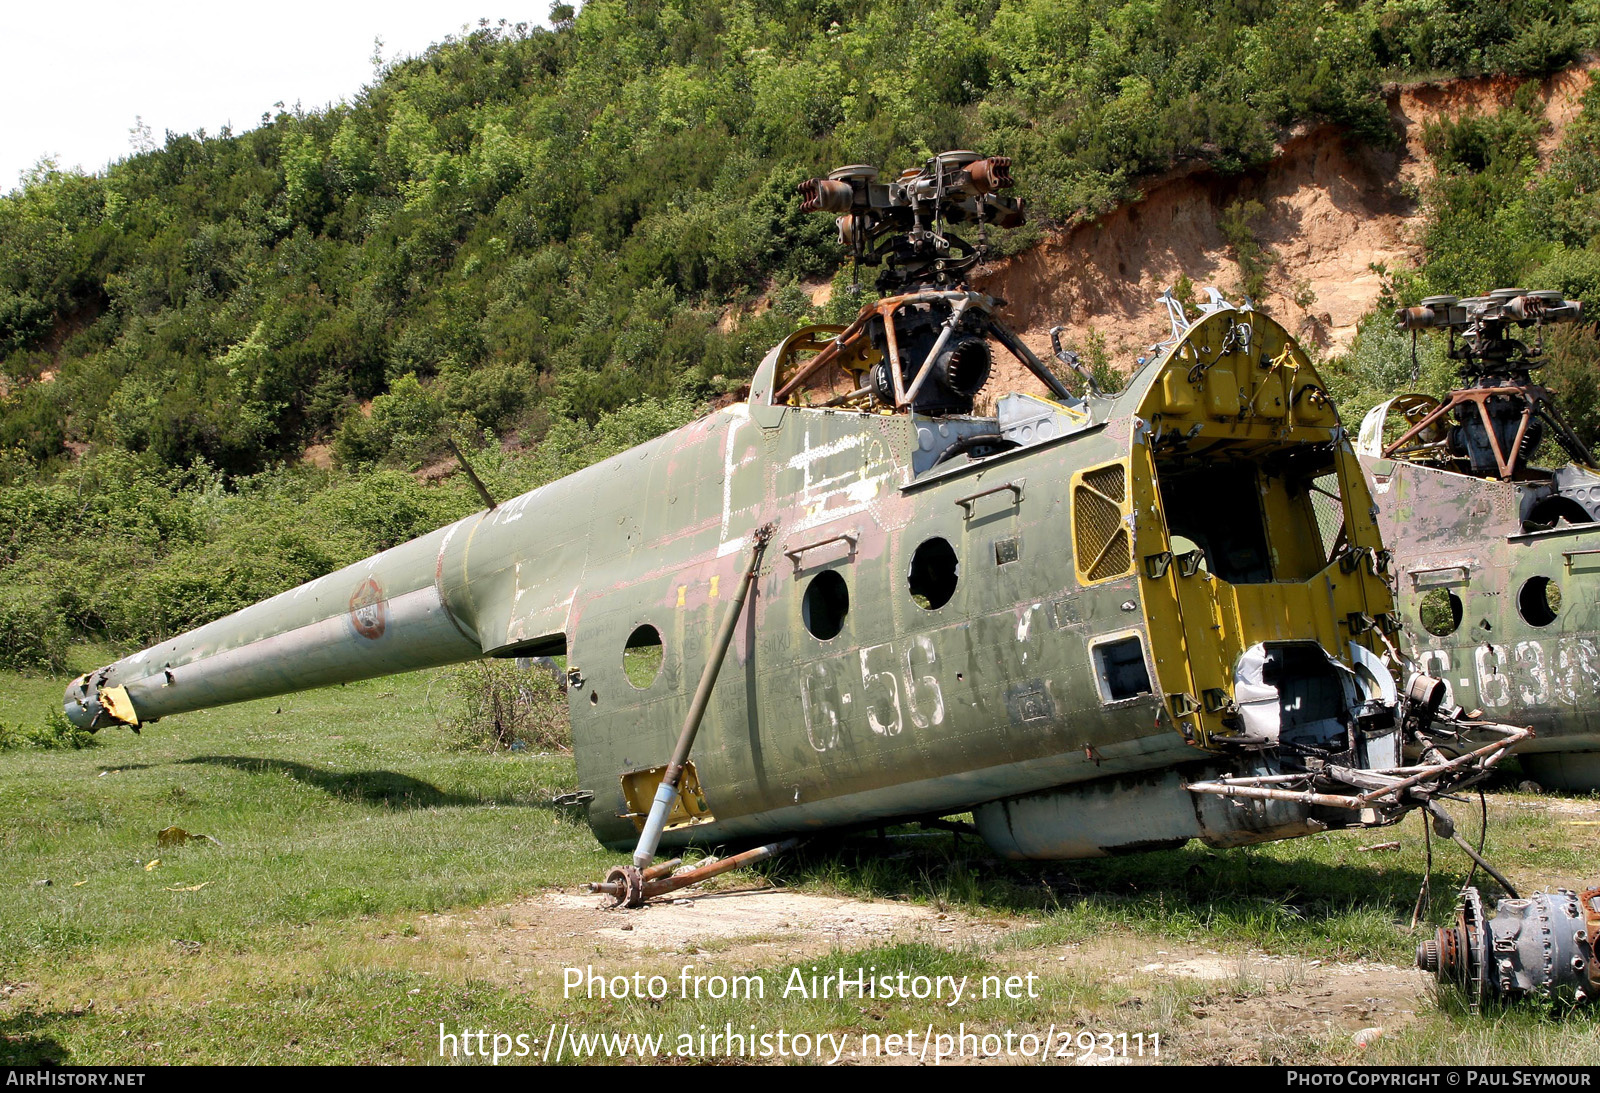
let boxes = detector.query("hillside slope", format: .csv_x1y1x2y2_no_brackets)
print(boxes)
975,62,1598,369
4,1,1598,478
5,4,1600,672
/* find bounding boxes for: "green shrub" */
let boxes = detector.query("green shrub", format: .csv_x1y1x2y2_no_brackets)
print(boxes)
0,588,70,673
1219,199,1276,302
1054,328,1122,397
1540,325,1600,452
1533,246,1600,303
434,660,569,753
0,709,96,751
6,2,1596,485
1328,76,1600,434
4,2,1600,663
1325,310,1454,429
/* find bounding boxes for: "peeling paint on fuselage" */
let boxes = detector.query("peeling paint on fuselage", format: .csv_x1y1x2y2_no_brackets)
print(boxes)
64,309,1406,860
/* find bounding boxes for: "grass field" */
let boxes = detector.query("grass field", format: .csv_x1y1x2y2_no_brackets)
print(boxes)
2,659,1597,1065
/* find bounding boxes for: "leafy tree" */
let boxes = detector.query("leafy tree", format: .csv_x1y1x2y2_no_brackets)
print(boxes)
2,2,1600,663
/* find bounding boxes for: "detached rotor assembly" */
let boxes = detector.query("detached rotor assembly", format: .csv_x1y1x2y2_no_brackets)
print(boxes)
1417,886,1600,1006
799,151,1023,292
1387,289,1595,479
782,154,1089,416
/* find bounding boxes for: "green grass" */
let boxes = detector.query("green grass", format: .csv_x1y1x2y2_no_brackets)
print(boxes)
622,645,664,690
1361,996,1600,1066
771,821,1513,964
0,662,606,954
1,658,1597,1064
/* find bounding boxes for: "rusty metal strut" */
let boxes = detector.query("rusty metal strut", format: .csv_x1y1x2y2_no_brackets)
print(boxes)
590,839,803,907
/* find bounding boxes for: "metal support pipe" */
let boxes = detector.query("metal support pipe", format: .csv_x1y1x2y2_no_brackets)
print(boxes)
630,524,774,870
587,840,803,906
901,296,973,405
1185,781,1368,810
1425,801,1520,898
1190,729,1530,812
1355,728,1530,804
643,838,801,901
642,858,682,881
443,438,498,510
772,314,870,403
819,385,872,408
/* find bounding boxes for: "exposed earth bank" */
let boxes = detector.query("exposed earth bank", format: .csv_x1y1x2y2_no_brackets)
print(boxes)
798,61,1597,403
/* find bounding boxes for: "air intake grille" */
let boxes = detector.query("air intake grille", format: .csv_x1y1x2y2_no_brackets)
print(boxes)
1309,472,1346,561
1075,463,1130,582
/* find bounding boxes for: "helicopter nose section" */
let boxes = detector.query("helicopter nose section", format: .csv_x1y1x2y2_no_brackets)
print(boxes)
63,672,140,731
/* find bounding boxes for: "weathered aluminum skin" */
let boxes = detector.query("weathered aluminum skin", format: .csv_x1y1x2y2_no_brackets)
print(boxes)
568,399,1181,849
66,307,1398,859
1362,455,1600,790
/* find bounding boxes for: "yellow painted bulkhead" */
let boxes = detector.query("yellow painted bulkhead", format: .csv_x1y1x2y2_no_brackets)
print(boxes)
1112,309,1396,747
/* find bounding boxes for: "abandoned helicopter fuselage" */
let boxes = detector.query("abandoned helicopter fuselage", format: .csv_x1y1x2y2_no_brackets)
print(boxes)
1357,290,1600,792
64,298,1495,861
63,156,1521,869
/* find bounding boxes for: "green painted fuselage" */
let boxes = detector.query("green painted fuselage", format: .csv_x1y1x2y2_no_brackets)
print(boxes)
66,308,1402,858
1363,456,1600,791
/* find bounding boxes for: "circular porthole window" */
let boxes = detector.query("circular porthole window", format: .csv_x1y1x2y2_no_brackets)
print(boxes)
1419,589,1463,636
908,537,959,610
1517,576,1560,627
623,623,664,689
801,570,849,640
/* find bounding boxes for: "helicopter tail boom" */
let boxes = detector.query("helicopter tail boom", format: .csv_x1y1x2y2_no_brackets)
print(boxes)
63,520,484,731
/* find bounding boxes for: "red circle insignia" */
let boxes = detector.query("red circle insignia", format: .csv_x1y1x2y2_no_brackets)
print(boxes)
348,577,387,640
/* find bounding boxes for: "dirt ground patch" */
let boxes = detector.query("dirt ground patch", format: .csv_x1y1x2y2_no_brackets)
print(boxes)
422,879,1437,1064
1130,947,1426,1063
435,883,1012,977
1501,796,1600,818
385,791,1598,1063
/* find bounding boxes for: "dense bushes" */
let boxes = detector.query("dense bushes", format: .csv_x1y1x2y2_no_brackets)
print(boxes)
0,710,95,751
1327,70,1600,447
0,394,701,670
2,2,1599,669
3,1,1596,478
